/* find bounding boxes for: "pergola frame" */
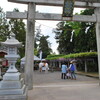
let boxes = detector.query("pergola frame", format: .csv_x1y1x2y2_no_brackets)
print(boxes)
6,0,100,90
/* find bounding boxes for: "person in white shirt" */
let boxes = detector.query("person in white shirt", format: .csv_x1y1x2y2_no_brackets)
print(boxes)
43,61,49,73
39,61,44,72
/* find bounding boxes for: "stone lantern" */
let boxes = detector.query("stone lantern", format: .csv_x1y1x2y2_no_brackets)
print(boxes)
1,33,21,73
0,32,27,100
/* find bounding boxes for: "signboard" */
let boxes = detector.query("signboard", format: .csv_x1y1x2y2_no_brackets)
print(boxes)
62,0,74,17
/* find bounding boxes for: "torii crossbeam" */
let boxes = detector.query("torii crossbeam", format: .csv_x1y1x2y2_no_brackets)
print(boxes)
6,12,97,22
8,0,100,7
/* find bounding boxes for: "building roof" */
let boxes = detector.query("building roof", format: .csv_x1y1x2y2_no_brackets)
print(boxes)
21,55,41,62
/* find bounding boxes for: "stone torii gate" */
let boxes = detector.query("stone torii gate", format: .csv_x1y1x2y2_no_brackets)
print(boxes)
7,0,100,89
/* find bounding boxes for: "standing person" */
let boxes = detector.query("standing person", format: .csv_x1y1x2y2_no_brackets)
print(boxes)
61,62,67,79
44,61,49,73
69,61,76,80
39,61,44,72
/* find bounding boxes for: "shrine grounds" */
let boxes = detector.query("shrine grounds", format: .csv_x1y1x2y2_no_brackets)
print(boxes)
28,71,100,100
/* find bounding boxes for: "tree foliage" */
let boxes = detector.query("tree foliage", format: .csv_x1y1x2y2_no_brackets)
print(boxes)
54,9,97,54
0,7,10,41
38,35,52,58
54,21,75,54
74,9,96,52
0,8,26,57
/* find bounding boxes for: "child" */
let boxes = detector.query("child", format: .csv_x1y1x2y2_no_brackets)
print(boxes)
66,68,71,79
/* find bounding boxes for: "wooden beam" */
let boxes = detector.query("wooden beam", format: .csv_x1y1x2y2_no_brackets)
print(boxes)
36,13,96,22
8,0,100,8
6,12,27,19
6,11,97,22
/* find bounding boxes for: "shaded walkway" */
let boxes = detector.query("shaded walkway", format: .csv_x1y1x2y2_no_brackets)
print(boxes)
28,71,100,100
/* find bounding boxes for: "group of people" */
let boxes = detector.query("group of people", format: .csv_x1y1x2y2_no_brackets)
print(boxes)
61,61,76,80
39,61,49,72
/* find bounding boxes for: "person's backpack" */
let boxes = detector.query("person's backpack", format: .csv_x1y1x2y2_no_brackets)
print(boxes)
70,64,75,71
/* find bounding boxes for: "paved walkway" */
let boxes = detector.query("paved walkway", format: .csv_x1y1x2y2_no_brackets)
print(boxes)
28,71,100,100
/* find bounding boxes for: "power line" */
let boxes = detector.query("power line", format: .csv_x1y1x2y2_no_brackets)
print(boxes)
35,21,56,29
35,21,95,32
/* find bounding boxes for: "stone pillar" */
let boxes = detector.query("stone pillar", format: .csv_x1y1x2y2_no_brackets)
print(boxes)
25,3,36,90
51,61,54,72
85,60,87,73
95,8,100,79
0,63,2,80
59,61,61,68
53,61,55,68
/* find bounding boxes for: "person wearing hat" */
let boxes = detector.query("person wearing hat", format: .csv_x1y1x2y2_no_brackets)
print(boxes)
69,61,76,80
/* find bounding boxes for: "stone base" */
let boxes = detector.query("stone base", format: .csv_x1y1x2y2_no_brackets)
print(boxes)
0,88,27,100
0,85,26,95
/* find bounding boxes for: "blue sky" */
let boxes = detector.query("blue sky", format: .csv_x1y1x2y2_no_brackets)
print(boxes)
0,0,84,54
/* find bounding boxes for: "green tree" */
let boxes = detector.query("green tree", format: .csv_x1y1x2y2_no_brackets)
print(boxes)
0,7,10,42
38,35,52,58
74,9,97,52
54,9,97,54
54,21,76,54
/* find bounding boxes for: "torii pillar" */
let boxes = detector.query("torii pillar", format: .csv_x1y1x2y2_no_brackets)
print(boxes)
7,2,36,90
95,8,100,80
25,3,35,90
